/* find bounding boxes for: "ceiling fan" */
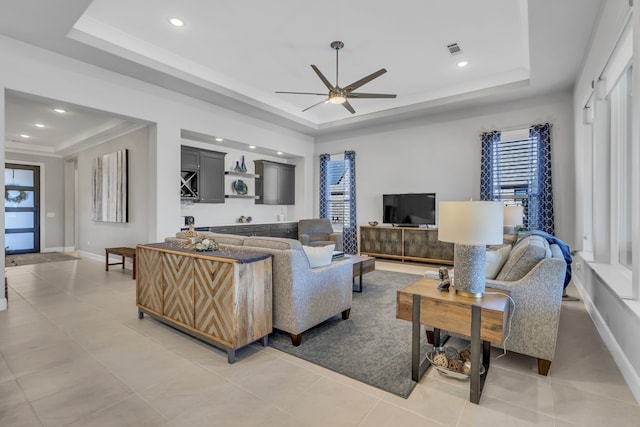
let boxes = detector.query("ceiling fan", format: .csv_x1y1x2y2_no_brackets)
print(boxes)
276,41,396,114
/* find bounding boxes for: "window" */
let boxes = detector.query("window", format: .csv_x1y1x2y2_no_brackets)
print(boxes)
609,65,633,269
326,156,350,231
493,134,537,227
482,127,552,233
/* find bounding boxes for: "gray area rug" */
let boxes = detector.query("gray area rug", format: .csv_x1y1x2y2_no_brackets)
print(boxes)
5,252,80,267
269,270,423,398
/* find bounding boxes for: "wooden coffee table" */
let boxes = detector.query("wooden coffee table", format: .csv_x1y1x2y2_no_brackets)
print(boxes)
344,254,375,292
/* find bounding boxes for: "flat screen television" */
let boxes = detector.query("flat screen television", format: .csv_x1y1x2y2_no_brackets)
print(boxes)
383,193,436,226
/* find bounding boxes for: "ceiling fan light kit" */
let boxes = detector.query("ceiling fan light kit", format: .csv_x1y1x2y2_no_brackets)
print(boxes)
276,41,396,114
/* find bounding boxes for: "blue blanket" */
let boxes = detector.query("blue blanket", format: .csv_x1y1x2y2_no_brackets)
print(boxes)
523,230,572,289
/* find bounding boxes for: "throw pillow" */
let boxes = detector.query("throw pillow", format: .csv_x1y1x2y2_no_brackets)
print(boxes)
303,244,335,268
495,235,550,281
485,245,512,279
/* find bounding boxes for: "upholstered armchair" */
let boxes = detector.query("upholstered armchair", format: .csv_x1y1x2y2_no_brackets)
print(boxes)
485,238,567,375
298,219,343,252
426,234,567,375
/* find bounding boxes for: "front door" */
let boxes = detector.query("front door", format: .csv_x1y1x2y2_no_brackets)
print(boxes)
4,164,40,254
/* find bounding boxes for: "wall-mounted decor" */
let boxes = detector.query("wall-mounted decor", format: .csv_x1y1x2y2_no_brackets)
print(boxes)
92,149,128,222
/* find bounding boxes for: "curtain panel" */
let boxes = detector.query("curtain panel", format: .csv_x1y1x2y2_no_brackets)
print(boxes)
319,153,331,219
480,131,501,201
343,150,358,254
529,123,554,234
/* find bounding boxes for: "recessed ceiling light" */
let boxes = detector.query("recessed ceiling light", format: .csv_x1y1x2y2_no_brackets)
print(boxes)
457,61,469,68
277,151,283,155
53,108,67,113
35,123,45,128
20,134,30,138
169,18,184,27
215,137,223,142
249,145,256,149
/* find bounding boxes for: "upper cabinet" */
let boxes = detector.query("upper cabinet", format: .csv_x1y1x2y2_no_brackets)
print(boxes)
180,146,226,204
181,147,200,171
254,160,295,205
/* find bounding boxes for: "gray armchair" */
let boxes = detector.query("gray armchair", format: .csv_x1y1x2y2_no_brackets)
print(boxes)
298,219,343,252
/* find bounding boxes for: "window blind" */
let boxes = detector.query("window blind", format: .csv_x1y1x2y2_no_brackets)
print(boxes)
492,136,538,201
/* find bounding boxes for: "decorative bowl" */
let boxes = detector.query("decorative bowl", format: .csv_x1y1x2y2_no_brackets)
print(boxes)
426,346,484,380
368,221,379,226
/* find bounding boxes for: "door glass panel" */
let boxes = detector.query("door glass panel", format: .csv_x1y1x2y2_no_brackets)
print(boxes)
5,212,35,229
5,168,34,186
5,233,35,251
4,190,34,208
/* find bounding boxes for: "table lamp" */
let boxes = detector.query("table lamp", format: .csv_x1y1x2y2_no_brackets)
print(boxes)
438,201,504,297
503,205,524,234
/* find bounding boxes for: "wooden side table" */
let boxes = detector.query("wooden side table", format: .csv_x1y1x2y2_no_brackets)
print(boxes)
396,278,510,404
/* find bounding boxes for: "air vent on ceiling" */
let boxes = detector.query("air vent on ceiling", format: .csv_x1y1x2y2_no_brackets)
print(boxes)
447,43,462,55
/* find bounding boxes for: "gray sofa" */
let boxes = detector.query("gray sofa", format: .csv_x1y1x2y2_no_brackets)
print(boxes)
167,232,353,346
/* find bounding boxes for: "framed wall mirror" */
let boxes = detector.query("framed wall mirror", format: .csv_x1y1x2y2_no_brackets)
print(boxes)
92,149,128,223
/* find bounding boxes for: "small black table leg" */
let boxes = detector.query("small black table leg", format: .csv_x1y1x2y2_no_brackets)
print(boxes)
470,304,489,404
411,294,421,381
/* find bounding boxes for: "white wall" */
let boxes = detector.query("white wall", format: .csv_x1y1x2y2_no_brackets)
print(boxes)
0,35,316,259
74,127,150,255
315,91,576,247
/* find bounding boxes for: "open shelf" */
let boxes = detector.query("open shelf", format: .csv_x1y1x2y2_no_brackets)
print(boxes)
225,195,260,199
225,171,260,179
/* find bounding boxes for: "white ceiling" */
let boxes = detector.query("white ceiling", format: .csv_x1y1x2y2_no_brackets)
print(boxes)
1,0,603,154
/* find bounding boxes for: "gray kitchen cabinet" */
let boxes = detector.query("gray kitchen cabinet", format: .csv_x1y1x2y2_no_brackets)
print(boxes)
254,160,295,205
181,145,226,203
181,146,200,171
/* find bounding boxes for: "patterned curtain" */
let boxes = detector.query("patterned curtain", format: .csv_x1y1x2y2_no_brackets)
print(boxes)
480,131,501,201
529,123,554,234
319,153,330,219
343,150,358,254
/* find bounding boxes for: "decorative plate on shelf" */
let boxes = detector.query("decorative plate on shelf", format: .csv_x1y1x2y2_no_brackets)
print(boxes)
232,179,248,195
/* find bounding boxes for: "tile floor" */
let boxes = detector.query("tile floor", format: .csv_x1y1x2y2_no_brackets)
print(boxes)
1,257,639,426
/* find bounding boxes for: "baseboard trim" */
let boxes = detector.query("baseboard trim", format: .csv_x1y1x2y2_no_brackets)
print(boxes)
0,297,6,311
572,275,640,404
77,250,102,262
41,247,64,253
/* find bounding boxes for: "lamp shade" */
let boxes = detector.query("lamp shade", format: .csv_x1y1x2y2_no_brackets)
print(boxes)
503,205,524,226
438,201,503,246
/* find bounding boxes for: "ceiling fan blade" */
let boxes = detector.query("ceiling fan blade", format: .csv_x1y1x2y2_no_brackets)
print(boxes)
347,92,397,99
276,91,328,96
342,100,355,114
311,65,335,91
344,69,387,92
302,98,329,112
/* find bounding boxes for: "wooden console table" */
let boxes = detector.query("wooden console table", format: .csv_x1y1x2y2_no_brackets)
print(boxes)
360,226,454,265
396,278,510,404
136,242,273,363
